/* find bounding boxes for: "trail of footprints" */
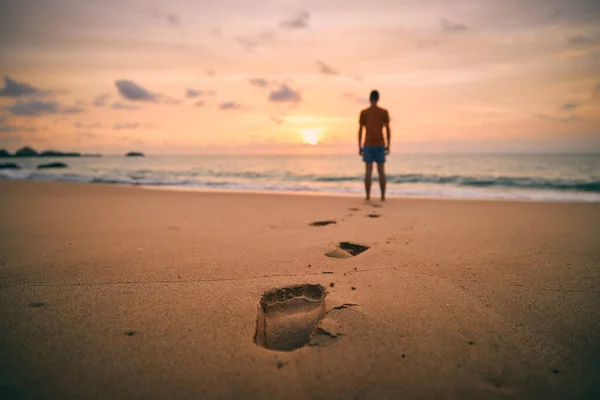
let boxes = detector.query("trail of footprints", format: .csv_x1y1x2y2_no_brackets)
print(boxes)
309,205,383,227
310,205,379,258
256,205,381,353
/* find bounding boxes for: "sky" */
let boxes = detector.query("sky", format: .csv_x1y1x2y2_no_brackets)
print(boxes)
0,0,599,154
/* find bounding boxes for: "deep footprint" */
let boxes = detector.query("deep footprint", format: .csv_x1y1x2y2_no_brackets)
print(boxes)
255,284,327,351
367,214,380,218
325,242,370,258
310,220,336,227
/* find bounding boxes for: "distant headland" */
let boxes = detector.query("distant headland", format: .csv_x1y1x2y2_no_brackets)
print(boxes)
0,147,145,158
0,146,102,158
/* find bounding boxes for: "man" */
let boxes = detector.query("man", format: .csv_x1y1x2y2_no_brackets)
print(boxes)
358,90,391,201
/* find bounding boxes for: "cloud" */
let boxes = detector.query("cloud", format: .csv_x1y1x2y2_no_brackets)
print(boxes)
249,78,269,87
115,80,157,101
0,124,37,134
110,102,141,110
567,35,594,45
341,92,369,105
567,32,600,46
61,105,85,114
441,19,468,32
0,125,18,133
317,61,339,75
16,101,61,115
74,122,103,129
93,94,110,107
77,131,101,140
0,117,17,133
268,84,301,103
0,117,37,134
186,89,216,98
560,102,580,110
147,9,181,28
166,14,180,27
235,36,259,52
536,114,583,123
0,77,42,97
160,96,181,105
113,122,140,130
261,31,276,41
186,89,201,98
281,11,310,29
235,31,275,52
219,101,244,110
6,100,84,116
120,137,148,147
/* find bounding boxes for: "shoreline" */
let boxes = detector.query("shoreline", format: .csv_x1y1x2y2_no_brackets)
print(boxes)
2,177,599,204
139,183,600,204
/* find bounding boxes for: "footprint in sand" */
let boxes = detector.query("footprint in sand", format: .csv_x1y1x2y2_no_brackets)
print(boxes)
325,242,370,258
367,214,381,218
309,220,337,227
348,208,360,212
255,284,327,351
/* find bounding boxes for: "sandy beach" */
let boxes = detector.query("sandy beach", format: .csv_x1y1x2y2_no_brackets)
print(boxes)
1,179,599,399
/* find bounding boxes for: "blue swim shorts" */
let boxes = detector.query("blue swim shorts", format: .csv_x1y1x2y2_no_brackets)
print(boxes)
362,146,386,164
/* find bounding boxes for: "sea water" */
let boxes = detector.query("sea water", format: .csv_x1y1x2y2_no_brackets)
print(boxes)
1,154,599,202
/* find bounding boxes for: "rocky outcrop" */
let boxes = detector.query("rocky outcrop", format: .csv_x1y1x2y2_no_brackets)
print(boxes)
14,146,38,157
1,146,102,157
37,162,68,169
39,150,82,157
0,162,20,169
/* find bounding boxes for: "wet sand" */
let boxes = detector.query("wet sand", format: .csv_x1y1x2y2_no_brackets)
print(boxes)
1,179,599,399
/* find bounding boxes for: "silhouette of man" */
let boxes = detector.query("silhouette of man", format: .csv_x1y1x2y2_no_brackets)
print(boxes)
359,90,390,201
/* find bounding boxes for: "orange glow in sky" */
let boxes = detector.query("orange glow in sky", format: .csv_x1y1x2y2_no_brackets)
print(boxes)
0,0,599,154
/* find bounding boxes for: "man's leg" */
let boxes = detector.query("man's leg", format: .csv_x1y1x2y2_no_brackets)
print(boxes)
377,162,386,201
364,162,373,201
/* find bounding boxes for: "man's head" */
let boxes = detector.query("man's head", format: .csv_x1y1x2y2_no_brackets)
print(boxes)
369,90,379,105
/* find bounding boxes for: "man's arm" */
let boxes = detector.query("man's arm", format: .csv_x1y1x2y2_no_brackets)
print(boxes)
384,111,391,154
358,124,364,155
384,122,391,153
358,111,365,155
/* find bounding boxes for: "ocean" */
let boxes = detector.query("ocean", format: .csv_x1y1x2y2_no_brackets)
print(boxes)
1,154,599,202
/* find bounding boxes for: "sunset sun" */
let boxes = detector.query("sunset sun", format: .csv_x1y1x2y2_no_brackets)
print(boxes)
300,128,323,146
